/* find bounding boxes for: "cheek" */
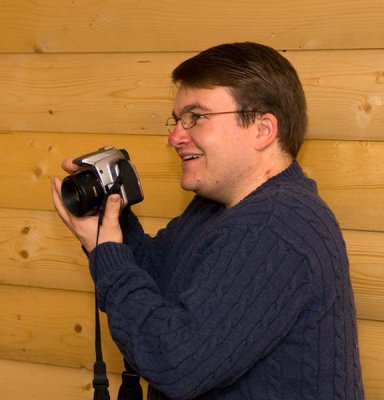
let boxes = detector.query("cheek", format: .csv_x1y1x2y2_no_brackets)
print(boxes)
195,125,244,164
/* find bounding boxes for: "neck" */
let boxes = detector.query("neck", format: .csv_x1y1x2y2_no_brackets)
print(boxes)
259,152,293,183
225,152,293,208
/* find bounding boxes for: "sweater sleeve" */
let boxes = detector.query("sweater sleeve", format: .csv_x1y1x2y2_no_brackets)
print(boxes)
89,223,313,399
118,208,179,284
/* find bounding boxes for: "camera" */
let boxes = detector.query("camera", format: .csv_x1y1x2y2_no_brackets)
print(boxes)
61,146,144,217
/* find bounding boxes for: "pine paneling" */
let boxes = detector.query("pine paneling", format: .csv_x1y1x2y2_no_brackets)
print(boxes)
358,319,384,399
0,131,194,218
0,284,123,373
1,133,383,230
0,1,383,398
345,230,384,322
0,0,383,52
0,283,381,397
0,50,383,140
0,207,383,321
298,140,384,231
0,208,166,292
0,358,149,400
0,359,122,400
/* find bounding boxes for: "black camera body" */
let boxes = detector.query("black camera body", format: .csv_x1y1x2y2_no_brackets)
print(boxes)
61,146,144,217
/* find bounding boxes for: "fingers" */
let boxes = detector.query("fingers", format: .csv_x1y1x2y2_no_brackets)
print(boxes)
50,176,99,251
51,157,78,224
50,164,123,251
61,158,79,174
50,177,70,224
51,157,78,218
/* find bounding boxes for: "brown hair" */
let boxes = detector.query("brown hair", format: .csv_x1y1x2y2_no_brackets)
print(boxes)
172,42,307,158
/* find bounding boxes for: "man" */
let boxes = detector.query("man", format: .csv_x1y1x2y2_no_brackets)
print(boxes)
51,42,365,399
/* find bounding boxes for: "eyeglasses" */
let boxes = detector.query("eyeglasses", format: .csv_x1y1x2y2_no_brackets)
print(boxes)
165,110,259,131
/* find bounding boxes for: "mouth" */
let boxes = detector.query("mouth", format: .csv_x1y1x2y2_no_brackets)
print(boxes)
181,154,203,161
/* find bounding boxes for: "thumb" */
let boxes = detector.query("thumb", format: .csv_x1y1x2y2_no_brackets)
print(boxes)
103,194,122,224
98,194,123,245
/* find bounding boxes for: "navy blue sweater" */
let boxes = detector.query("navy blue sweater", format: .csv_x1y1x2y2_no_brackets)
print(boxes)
89,161,364,399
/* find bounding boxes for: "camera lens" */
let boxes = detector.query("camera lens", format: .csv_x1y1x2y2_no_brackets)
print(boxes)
61,171,105,216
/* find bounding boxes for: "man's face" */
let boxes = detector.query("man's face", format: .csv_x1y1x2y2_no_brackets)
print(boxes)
168,86,261,207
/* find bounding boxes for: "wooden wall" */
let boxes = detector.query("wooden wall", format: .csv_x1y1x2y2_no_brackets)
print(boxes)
0,1,383,398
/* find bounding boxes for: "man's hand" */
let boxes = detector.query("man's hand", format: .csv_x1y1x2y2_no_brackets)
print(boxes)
50,158,123,253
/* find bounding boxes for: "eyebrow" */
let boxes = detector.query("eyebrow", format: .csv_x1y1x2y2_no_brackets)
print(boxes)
172,103,211,117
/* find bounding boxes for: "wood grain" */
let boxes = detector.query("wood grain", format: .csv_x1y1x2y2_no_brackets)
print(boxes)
0,283,381,396
344,230,384,321
0,359,121,399
358,319,384,399
0,358,148,400
0,1,382,398
0,284,123,373
298,140,384,231
1,133,383,230
0,131,194,218
0,208,167,292
0,0,383,52
0,50,383,140
0,208,383,320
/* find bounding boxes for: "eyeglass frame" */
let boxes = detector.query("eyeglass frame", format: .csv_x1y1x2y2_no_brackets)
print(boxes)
165,110,260,131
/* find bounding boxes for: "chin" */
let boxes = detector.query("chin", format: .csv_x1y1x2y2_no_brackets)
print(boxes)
181,182,198,193
180,176,199,192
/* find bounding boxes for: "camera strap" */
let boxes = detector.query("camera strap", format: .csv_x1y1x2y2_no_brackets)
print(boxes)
92,210,111,400
92,189,143,400
117,360,143,400
93,295,110,400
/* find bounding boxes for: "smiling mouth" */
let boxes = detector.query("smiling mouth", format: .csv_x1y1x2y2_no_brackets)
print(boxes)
182,155,203,161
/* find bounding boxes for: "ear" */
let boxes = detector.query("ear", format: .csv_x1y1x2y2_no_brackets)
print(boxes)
254,113,278,150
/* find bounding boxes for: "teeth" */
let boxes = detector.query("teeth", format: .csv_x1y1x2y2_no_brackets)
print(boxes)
182,155,201,161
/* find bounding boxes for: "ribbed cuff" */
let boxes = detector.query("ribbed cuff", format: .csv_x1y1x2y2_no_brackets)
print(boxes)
89,242,136,282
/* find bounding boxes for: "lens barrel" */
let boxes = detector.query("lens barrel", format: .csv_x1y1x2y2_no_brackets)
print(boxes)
61,171,105,216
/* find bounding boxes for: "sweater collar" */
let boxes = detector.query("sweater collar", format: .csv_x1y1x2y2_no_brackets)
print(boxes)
257,159,304,188
239,160,315,203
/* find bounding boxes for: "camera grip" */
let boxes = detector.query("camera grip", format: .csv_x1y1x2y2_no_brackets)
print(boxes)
116,159,144,206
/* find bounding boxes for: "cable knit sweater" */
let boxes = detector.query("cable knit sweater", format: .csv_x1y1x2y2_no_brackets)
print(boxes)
89,161,365,400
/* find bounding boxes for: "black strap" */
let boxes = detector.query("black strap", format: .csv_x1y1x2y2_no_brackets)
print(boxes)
93,330,110,399
93,290,110,400
92,190,143,400
93,207,110,400
117,359,143,400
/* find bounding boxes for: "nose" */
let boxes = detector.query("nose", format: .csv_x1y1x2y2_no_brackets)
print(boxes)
168,123,191,148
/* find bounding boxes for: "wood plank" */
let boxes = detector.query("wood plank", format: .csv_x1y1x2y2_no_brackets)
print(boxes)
1,322,382,400
298,140,384,231
0,208,168,292
0,284,124,373
1,209,383,322
0,359,121,400
0,358,149,400
0,49,383,140
358,319,384,400
0,347,382,400
0,131,194,219
288,50,384,141
0,53,176,136
0,284,381,399
344,230,384,322
0,0,383,52
1,132,383,230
